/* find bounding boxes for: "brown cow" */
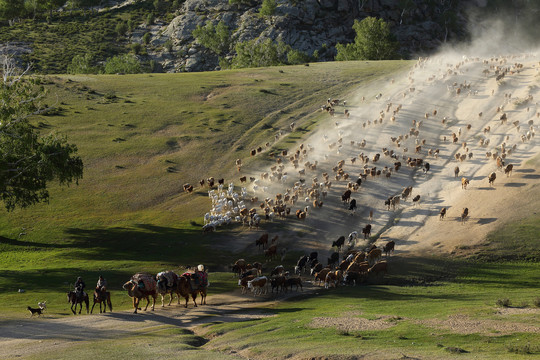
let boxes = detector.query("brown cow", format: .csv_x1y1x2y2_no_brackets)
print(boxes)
183,184,193,193
247,276,268,296
488,172,496,186
285,277,303,292
504,164,513,176
383,241,395,256
368,261,388,277
239,275,255,294
346,261,369,274
461,208,469,223
324,270,343,289
367,248,382,265
256,233,269,250
264,245,278,261
314,268,331,286
439,207,447,220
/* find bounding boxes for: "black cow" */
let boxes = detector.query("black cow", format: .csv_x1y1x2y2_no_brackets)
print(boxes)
295,255,308,274
327,252,339,267
332,236,345,251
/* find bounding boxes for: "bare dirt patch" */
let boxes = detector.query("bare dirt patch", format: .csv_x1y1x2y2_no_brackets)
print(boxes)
309,312,402,331
416,314,540,335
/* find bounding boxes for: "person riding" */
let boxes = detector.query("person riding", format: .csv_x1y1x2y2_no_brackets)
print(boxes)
74,277,86,299
96,275,107,300
196,264,208,288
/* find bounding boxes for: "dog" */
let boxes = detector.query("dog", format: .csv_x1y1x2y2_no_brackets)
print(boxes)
38,301,47,310
27,306,43,317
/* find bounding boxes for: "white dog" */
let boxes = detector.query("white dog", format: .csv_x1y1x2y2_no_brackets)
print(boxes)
38,301,47,310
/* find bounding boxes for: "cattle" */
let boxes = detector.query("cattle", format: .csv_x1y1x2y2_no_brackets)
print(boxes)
367,248,382,265
341,189,352,203
247,276,268,296
353,251,366,263
270,265,285,277
461,208,469,223
383,241,395,256
439,207,447,220
488,172,496,186
412,195,421,206
454,166,460,178
285,277,303,292
309,251,318,262
401,186,413,200
314,268,331,286
368,261,388,277
348,231,358,245
362,224,372,239
294,255,309,275
232,259,247,276
461,177,469,189
327,252,339,267
324,270,343,289
338,259,351,272
346,261,369,274
256,233,269,250
344,271,364,285
310,262,323,276
332,236,346,251
240,176,247,183
183,183,194,193
270,275,286,293
238,275,255,294
348,198,357,214
240,268,260,279
264,245,278,262
504,164,513,176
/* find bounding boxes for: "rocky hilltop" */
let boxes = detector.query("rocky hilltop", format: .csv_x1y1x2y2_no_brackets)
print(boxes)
146,0,474,72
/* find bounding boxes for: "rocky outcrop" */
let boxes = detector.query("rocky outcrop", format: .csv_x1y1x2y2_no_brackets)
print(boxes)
137,0,473,72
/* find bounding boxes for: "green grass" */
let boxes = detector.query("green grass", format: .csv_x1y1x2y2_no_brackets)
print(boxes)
200,259,540,359
0,61,411,315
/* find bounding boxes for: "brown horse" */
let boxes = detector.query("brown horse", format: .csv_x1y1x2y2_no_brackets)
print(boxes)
91,289,113,314
67,291,89,315
198,286,207,305
122,279,157,314
177,275,199,308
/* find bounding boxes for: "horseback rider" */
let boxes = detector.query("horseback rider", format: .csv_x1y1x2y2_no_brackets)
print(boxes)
196,264,208,288
74,277,86,299
96,275,107,300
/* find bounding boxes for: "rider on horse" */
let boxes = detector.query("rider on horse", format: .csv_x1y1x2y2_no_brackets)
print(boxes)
75,277,86,300
96,275,108,300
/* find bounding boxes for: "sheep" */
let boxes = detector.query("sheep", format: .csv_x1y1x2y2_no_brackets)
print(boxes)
461,177,469,189
488,172,496,186
461,208,469,223
439,207,446,220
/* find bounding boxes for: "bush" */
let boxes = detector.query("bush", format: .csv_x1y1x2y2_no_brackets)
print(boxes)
287,49,311,65
496,298,511,307
146,13,155,25
67,53,100,74
335,17,398,61
142,32,151,45
192,20,230,55
231,38,290,69
131,43,142,54
164,39,173,53
259,0,276,17
115,22,128,37
104,54,141,74
533,297,540,307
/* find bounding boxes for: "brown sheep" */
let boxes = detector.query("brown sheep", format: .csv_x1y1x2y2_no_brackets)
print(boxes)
461,208,469,223
439,207,446,220
461,177,469,189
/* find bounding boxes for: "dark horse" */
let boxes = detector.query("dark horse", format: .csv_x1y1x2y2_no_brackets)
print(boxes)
91,289,113,314
67,291,89,315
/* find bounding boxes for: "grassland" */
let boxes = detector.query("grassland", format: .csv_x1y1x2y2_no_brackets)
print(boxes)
0,61,410,316
0,60,539,359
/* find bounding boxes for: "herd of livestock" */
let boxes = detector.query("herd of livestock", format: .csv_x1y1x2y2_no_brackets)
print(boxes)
181,54,538,297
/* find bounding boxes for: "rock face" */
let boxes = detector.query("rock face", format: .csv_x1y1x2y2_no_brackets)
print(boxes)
143,0,474,72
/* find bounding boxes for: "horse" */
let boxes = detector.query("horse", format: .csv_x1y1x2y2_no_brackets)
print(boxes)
67,291,89,315
198,285,207,305
90,288,113,314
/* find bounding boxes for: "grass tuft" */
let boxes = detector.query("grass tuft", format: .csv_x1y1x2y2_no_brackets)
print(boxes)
496,298,511,307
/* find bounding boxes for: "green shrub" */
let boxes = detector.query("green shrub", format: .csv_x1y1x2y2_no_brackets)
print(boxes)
335,17,398,61
496,298,511,307
259,0,276,17
142,32,151,45
67,53,100,74
164,39,173,52
115,21,128,37
287,49,310,65
231,38,290,69
192,20,230,55
146,12,155,25
104,54,141,74
533,297,540,307
131,42,142,54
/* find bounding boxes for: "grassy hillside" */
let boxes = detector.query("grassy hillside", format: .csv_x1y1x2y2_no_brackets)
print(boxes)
0,61,410,315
